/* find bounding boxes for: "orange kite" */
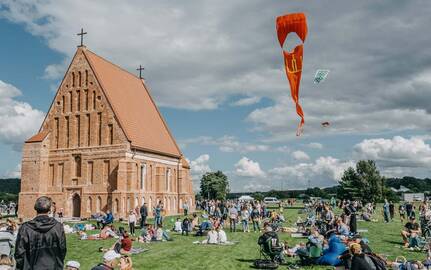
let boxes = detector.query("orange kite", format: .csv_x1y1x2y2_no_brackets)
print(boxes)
276,13,308,136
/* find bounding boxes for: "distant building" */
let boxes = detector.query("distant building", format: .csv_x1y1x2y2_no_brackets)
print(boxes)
391,185,410,193
19,46,194,219
402,193,424,202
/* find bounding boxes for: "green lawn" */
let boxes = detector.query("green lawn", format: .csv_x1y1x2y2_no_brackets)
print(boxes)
65,206,427,269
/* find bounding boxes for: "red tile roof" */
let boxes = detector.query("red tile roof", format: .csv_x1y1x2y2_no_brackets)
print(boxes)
26,130,49,143
83,49,182,158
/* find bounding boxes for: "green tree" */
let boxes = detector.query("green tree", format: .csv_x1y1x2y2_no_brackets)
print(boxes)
339,160,384,202
200,171,230,200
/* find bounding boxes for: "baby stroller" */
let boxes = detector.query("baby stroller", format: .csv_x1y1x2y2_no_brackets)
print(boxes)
255,232,284,269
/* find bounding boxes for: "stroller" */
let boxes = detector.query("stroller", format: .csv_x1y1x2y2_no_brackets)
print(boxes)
255,231,284,269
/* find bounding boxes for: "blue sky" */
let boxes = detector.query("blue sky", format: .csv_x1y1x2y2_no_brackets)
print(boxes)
1,1,431,192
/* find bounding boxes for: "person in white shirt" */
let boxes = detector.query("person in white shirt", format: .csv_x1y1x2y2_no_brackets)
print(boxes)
241,207,250,232
173,218,182,232
229,205,238,232
216,226,228,244
128,210,137,236
204,227,218,244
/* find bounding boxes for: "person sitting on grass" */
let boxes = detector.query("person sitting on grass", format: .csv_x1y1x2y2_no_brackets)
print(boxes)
173,218,182,233
196,217,213,236
102,231,132,255
401,216,421,247
97,211,114,229
182,217,192,236
155,224,171,241
349,243,376,270
91,250,121,270
336,217,350,237
216,225,228,244
191,213,200,230
203,226,218,244
138,224,154,243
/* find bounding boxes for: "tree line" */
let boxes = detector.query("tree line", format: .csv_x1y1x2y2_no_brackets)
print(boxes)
200,160,431,203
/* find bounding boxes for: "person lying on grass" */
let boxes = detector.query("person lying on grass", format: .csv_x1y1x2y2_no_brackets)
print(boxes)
401,216,421,247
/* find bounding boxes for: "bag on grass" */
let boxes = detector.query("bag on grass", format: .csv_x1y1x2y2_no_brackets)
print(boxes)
368,253,387,270
253,259,279,269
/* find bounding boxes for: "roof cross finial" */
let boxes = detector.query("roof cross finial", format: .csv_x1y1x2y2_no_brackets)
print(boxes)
136,65,145,79
77,28,87,47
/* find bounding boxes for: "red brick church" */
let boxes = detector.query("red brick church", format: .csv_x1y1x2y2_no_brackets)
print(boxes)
19,45,195,219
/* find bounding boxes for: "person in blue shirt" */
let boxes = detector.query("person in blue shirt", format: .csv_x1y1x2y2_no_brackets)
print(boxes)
154,201,163,229
383,199,390,223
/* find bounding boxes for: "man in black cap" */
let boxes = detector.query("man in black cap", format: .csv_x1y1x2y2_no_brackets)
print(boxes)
15,196,67,270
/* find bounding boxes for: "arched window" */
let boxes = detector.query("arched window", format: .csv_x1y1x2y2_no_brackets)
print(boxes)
72,72,75,87
165,168,171,192
96,196,102,212
140,164,147,190
85,70,89,86
78,71,82,87
87,197,92,212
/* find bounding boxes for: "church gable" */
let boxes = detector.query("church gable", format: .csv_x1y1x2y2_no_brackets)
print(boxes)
39,48,128,149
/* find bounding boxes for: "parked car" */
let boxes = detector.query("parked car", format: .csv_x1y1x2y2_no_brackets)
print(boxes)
263,197,280,204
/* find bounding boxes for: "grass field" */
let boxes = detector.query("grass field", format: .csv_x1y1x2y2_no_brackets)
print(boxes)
65,205,427,269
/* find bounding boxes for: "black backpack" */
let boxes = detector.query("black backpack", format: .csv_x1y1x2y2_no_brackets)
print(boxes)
253,259,278,269
367,253,387,270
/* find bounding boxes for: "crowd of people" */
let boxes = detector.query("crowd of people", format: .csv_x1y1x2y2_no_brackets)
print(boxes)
3,195,431,269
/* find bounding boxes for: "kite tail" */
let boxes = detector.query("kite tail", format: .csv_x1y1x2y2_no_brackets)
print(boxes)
296,103,304,136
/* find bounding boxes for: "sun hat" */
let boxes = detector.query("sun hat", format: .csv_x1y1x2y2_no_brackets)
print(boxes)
66,261,80,269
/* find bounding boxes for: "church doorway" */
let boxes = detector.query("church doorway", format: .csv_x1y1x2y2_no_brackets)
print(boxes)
72,194,81,218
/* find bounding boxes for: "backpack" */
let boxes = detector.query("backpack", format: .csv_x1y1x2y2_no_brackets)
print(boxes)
367,253,387,270
253,259,278,269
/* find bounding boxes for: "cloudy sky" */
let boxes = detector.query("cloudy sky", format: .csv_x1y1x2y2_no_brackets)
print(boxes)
1,0,431,192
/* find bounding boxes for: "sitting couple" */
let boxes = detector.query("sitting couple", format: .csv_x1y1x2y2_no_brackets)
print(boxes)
201,225,228,245
139,224,171,242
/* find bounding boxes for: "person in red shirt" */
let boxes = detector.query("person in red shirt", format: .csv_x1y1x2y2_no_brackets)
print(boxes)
119,232,132,254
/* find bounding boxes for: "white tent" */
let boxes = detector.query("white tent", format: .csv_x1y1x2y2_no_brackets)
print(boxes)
238,195,254,202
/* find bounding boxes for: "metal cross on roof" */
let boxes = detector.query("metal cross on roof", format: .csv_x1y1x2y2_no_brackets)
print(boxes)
136,65,145,79
77,28,87,47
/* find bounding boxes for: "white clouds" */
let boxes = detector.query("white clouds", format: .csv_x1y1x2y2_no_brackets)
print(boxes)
190,154,211,177
0,80,44,150
270,157,355,188
181,135,270,153
354,136,431,168
308,142,323,149
1,1,431,136
235,157,265,178
231,96,261,107
3,164,21,178
292,150,310,161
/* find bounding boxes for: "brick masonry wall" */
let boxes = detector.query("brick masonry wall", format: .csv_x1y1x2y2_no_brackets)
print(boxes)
19,47,195,220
